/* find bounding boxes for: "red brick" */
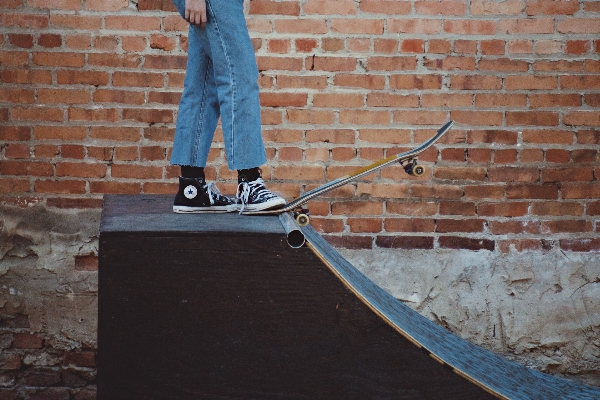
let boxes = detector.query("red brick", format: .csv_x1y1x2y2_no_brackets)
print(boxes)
475,93,526,108
439,236,495,251
376,236,434,250
358,129,410,144
87,0,128,10
463,185,505,199
478,202,529,217
558,19,600,34
542,220,593,234
95,89,145,105
331,201,383,215
37,88,90,104
60,144,85,159
374,39,399,53
450,75,502,90
366,93,418,108
385,218,434,232
277,75,327,89
37,33,62,48
286,109,335,125
527,0,580,15
273,165,324,181
488,167,539,182
481,39,505,55
113,71,164,88
56,162,107,178
314,93,364,108
47,197,103,208
263,129,303,143
499,18,554,34
388,19,442,34
357,183,409,199
122,109,173,124
439,201,475,216
444,19,497,35
560,239,600,252
0,178,30,193
393,110,448,125
8,33,34,48
256,56,303,71
90,181,141,194
88,53,140,68
348,218,382,233
472,0,521,15
562,183,600,199
35,179,86,194
530,94,582,108
69,107,118,122
74,254,98,271
386,201,438,216
12,333,43,349
111,164,162,179
334,74,386,89
506,111,559,126
564,111,600,127
49,14,101,29
249,0,300,15
56,70,109,86
522,130,573,144
428,39,452,54
411,184,463,199
489,221,540,235
531,201,584,216
323,235,373,249
543,168,594,183
451,110,503,126
416,0,466,15
360,0,411,14
505,75,557,90
274,19,328,34
434,167,487,181
331,19,383,34
63,351,96,367
260,92,307,107
2,13,49,28
506,183,559,199
1,161,53,176
340,110,391,125
366,56,417,71
312,56,357,71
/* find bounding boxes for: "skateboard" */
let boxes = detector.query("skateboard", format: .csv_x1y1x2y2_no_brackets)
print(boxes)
243,120,454,226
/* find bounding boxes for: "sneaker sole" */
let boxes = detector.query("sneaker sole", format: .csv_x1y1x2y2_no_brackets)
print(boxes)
239,198,286,212
173,205,238,213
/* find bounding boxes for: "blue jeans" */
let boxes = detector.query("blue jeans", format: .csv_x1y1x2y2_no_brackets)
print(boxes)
170,0,267,170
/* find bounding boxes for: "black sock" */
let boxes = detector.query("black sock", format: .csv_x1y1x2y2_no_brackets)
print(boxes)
238,167,261,182
181,166,205,179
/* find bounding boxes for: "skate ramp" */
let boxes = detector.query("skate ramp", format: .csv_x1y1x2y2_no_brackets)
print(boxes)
98,194,600,399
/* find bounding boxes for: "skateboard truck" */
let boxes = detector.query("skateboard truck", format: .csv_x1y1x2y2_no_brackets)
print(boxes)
401,158,425,177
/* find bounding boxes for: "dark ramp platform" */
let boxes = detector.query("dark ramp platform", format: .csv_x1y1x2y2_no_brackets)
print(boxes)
98,195,600,399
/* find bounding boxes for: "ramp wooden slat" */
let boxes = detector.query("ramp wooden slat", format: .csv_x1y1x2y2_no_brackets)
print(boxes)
98,195,600,399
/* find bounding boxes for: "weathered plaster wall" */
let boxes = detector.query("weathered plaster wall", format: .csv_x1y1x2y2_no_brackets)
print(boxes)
341,247,600,386
0,204,98,398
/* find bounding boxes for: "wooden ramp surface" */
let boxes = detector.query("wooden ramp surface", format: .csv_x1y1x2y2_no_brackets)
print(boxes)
98,195,600,399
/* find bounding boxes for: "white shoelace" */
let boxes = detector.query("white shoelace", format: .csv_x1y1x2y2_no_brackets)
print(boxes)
203,182,221,205
236,178,274,213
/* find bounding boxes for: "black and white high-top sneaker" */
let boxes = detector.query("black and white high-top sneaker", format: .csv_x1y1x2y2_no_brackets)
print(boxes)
237,174,286,212
173,177,238,213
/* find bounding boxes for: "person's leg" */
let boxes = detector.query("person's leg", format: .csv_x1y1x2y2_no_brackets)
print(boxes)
170,21,220,168
200,0,267,170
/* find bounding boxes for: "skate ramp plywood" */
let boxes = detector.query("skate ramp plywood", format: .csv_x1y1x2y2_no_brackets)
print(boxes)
98,194,600,399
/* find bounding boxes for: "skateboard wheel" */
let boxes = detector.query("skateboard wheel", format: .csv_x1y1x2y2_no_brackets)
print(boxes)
296,213,310,227
413,165,425,176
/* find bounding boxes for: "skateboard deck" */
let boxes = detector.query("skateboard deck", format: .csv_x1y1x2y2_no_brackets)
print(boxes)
243,120,454,225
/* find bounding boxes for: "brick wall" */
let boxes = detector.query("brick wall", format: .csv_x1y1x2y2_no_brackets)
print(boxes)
1,0,600,254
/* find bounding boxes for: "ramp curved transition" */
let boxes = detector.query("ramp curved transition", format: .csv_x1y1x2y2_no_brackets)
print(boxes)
301,224,600,400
